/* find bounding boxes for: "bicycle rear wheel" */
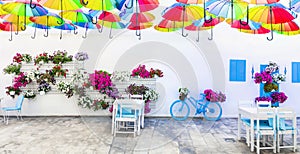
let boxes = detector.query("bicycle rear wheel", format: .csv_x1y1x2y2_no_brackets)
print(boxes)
170,100,190,121
203,102,222,121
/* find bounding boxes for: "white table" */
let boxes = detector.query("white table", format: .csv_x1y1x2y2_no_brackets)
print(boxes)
238,106,295,152
111,99,145,135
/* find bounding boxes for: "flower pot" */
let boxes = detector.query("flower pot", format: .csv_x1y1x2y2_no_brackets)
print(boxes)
39,91,45,95
179,94,187,101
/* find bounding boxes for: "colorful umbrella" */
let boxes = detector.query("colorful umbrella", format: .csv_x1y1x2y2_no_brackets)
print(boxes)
275,29,300,36
242,0,279,4
54,22,77,39
262,21,300,32
29,23,50,39
176,0,205,4
75,22,98,38
249,5,295,40
226,19,261,30
30,13,64,37
0,1,9,15
186,17,224,41
101,21,126,38
80,0,116,11
60,10,92,34
117,0,159,12
162,3,205,37
206,0,248,25
2,1,48,30
0,22,23,41
154,25,180,32
0,14,32,34
95,10,121,32
127,22,152,39
239,26,270,34
291,0,300,13
37,0,83,24
29,13,64,27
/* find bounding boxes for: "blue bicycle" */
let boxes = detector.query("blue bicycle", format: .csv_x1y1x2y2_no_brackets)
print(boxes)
170,93,222,121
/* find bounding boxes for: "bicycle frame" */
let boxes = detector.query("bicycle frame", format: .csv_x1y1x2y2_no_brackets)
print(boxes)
185,94,209,115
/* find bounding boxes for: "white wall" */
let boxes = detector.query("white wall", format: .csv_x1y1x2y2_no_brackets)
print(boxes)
0,21,300,117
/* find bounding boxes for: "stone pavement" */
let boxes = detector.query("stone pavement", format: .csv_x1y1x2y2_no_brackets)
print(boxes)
0,117,299,153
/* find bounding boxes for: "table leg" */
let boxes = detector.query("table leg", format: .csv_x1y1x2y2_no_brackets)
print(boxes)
237,113,241,140
250,118,254,152
111,108,115,135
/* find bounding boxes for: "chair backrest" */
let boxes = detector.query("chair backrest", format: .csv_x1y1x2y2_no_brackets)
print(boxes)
15,95,24,109
276,108,296,130
256,101,271,108
256,108,276,129
129,94,143,100
114,99,142,117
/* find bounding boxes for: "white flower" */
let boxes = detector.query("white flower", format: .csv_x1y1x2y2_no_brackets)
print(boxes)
9,91,15,95
40,91,45,95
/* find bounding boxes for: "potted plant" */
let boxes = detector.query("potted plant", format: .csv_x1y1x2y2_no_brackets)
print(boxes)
3,63,21,75
49,50,73,64
203,89,226,102
56,81,74,98
34,52,49,65
74,52,89,61
179,87,189,101
23,90,36,99
5,86,21,98
270,92,288,107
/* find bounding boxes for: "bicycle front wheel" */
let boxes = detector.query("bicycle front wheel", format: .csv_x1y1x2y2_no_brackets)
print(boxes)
203,102,222,121
170,100,190,121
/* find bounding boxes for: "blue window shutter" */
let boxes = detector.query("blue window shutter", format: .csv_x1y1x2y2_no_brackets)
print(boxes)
292,62,300,83
229,60,246,82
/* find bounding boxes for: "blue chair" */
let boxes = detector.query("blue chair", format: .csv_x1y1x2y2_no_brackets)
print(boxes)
2,95,24,125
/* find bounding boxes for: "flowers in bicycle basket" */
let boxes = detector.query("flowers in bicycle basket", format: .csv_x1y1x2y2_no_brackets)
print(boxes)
178,87,189,101
203,89,226,102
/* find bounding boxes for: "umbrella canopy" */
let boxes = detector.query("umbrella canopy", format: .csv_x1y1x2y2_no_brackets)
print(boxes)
249,5,295,40
154,25,180,32
60,10,92,29
239,26,270,34
2,1,48,30
262,21,300,31
130,12,155,23
80,0,116,11
226,19,261,30
117,0,159,12
54,22,77,39
37,0,82,10
0,1,9,15
162,3,205,37
127,21,152,39
0,14,32,34
30,13,64,26
291,0,300,13
206,0,248,21
176,0,206,4
242,0,279,4
38,0,82,25
275,29,300,35
249,6,295,24
156,19,191,29
186,17,224,41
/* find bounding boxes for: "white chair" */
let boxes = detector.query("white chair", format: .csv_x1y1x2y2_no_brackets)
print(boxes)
253,108,277,154
238,100,253,147
113,99,142,137
1,95,24,125
276,108,297,153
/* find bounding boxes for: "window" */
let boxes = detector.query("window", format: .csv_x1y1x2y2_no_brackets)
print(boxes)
229,59,246,82
292,62,300,83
